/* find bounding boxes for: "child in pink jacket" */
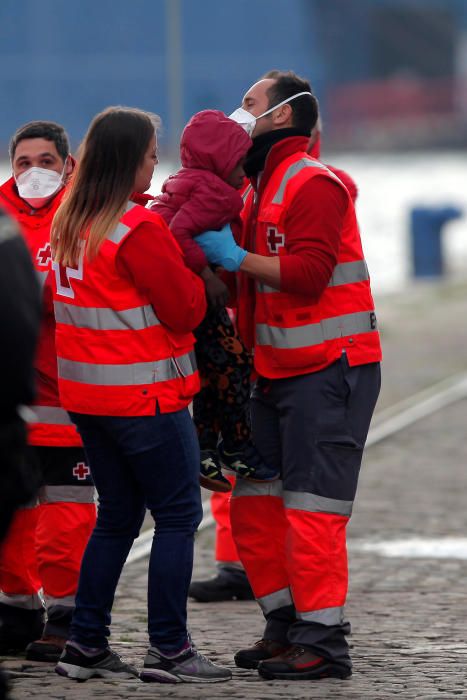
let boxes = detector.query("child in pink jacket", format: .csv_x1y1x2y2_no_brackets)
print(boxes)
150,110,278,491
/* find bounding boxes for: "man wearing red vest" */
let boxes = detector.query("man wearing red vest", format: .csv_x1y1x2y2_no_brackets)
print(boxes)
197,71,381,681
190,104,360,606
0,122,96,662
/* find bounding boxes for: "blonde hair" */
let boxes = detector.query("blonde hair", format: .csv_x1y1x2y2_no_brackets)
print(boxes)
52,106,159,267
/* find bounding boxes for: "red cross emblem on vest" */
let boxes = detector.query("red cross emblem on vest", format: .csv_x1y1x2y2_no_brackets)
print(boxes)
73,462,91,480
266,226,285,253
36,243,52,267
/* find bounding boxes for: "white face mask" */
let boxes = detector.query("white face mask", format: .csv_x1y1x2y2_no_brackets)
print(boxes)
15,161,67,208
229,91,313,137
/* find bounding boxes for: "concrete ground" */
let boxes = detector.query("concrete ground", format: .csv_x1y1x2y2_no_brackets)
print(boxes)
3,278,467,699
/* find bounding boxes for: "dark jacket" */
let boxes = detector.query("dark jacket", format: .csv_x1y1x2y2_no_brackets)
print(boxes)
0,207,41,538
0,207,41,419
150,110,252,273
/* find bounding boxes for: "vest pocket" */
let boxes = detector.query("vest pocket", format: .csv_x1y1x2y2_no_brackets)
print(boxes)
313,434,363,502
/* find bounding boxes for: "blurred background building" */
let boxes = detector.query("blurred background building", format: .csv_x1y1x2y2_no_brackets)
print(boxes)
1,0,467,156
1,0,467,295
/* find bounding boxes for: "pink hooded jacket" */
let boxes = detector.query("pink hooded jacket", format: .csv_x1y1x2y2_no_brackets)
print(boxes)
150,110,252,273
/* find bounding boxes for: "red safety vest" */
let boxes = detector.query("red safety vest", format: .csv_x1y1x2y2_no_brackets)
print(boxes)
239,152,381,379
53,203,200,416
0,177,81,446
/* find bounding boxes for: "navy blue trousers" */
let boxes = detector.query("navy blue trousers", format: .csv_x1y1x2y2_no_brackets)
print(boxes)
68,408,202,652
250,355,381,668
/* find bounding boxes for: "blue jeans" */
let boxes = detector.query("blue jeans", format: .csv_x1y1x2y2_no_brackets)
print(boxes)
68,408,202,653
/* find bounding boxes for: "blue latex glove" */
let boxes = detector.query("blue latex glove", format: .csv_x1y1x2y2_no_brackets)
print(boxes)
196,225,247,272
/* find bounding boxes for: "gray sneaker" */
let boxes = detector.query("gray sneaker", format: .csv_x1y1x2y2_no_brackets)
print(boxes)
55,642,138,681
140,645,232,683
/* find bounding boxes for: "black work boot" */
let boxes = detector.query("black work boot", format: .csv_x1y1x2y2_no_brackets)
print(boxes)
189,566,254,602
25,635,67,663
234,638,290,669
0,603,44,654
25,602,72,662
258,644,352,680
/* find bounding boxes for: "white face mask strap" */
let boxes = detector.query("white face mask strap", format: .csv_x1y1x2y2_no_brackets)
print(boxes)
259,91,313,119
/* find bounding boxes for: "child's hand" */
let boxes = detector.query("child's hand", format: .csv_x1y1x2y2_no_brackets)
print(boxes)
202,269,230,309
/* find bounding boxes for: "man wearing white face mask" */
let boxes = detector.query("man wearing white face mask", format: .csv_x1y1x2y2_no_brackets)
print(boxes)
0,122,96,663
196,71,381,682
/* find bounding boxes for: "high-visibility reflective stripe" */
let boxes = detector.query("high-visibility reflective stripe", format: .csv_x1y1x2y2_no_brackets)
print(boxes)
29,405,74,426
297,606,345,626
256,310,377,350
328,260,369,287
108,221,131,244
58,350,197,386
44,594,76,608
284,490,353,516
271,158,325,205
233,482,352,514
172,351,197,377
232,478,283,498
18,404,36,422
257,587,293,615
0,592,43,610
257,261,370,296
242,184,253,202
36,269,49,290
54,301,160,331
257,281,280,294
107,202,138,244
40,485,96,504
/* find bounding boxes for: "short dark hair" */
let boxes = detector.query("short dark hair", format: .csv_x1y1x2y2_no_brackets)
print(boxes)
9,121,70,162
263,70,318,136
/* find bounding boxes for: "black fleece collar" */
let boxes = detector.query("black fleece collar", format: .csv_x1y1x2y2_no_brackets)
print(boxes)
244,127,310,178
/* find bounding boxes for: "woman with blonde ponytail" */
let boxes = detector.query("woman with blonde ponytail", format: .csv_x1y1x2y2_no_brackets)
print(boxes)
51,106,231,685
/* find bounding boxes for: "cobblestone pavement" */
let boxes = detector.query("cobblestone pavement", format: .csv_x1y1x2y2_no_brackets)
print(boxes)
3,280,467,699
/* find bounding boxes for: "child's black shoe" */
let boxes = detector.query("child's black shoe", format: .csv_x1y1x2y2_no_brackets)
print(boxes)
218,440,279,482
199,448,232,492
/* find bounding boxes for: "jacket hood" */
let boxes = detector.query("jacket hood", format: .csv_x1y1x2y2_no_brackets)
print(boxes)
180,110,252,181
